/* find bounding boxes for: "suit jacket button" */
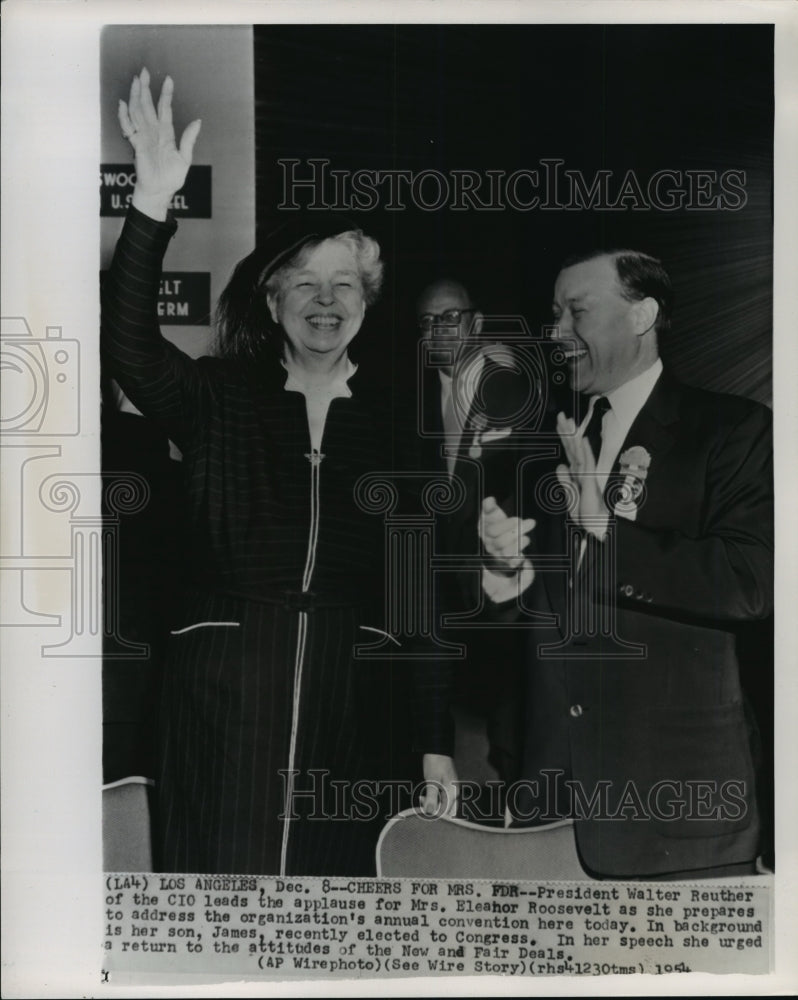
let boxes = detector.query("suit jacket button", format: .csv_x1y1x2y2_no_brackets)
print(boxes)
569,704,583,718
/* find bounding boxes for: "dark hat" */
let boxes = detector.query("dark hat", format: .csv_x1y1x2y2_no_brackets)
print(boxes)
247,210,363,287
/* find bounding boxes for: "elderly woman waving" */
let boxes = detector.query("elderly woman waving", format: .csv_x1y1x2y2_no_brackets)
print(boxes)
103,69,401,876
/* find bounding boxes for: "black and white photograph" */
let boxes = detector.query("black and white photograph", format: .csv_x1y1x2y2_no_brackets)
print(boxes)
2,2,798,995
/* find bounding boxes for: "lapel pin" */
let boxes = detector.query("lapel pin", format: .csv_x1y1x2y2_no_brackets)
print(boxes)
614,446,652,517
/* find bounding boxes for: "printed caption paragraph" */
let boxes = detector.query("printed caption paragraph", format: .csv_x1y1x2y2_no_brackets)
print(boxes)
103,874,773,979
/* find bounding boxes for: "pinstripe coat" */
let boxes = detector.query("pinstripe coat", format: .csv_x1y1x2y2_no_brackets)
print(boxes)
102,207,407,875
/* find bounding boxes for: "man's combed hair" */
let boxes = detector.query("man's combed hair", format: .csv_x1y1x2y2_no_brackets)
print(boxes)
214,230,384,363
561,248,673,338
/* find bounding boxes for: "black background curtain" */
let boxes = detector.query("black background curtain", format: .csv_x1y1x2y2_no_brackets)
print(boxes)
254,24,773,405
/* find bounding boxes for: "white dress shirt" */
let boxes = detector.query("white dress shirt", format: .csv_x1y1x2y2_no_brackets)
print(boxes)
581,357,663,492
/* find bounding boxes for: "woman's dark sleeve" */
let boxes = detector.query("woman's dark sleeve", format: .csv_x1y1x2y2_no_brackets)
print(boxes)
101,206,211,449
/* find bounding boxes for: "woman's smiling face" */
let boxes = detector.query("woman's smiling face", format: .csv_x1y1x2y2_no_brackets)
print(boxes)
267,238,366,365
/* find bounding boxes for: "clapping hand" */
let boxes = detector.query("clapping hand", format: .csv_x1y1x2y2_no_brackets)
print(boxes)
479,496,535,574
556,411,609,539
118,68,202,221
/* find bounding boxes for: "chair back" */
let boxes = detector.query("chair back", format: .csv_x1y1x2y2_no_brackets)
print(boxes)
377,809,590,880
103,777,154,872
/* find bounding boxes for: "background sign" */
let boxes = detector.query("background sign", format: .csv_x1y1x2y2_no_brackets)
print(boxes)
100,164,212,217
99,271,211,325
100,26,254,353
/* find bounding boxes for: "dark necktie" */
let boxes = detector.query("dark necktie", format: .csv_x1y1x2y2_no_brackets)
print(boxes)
584,396,611,463
441,381,460,478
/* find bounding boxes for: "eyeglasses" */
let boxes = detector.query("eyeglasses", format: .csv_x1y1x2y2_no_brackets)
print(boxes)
418,308,477,332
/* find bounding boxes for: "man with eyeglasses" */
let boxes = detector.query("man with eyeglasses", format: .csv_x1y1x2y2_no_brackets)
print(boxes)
412,278,527,821
416,279,481,479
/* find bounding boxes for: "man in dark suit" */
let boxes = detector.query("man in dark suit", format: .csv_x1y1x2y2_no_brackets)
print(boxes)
473,249,772,878
413,279,532,818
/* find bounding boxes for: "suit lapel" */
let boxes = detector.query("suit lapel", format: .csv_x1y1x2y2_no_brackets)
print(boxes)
604,371,681,528
541,369,683,636
608,370,680,479
422,370,449,475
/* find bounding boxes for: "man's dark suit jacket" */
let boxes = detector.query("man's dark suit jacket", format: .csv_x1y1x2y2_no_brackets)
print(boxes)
509,368,773,878
411,356,536,771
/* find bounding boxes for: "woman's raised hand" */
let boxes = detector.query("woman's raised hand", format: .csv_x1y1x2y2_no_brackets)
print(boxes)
118,68,201,221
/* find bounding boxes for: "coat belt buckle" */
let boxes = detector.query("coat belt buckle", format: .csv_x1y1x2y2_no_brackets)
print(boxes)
283,590,315,612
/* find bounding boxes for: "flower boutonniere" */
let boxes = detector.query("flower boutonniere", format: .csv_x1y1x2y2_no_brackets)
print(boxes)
613,446,652,520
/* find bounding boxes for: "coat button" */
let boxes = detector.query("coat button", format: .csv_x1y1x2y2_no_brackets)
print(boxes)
569,704,583,718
